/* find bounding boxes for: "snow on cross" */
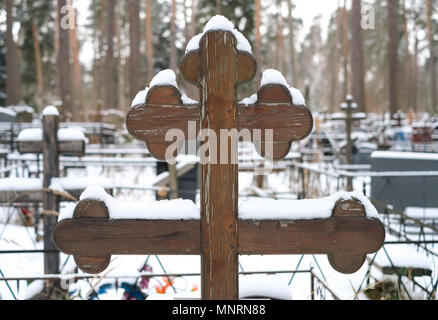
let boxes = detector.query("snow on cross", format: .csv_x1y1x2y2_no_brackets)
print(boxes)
53,15,385,300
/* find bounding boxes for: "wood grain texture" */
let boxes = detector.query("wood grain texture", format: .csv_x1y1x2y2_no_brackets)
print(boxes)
180,50,200,84
18,141,85,156
70,200,111,273
327,198,377,274
238,84,313,160
199,31,239,300
126,85,200,160
42,115,60,275
237,52,257,84
54,217,383,256
54,219,200,256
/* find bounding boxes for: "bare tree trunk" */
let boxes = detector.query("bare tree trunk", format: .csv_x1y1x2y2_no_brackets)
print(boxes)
350,0,366,113
402,0,411,111
275,0,285,72
5,0,21,105
128,0,140,100
170,0,177,70
68,0,82,120
190,0,197,39
115,0,126,110
388,0,399,117
216,0,221,14
97,0,106,105
329,4,341,113
287,0,298,86
426,0,437,114
57,0,73,119
27,0,44,110
105,0,116,110
341,0,349,100
413,14,419,112
254,0,262,86
146,0,154,82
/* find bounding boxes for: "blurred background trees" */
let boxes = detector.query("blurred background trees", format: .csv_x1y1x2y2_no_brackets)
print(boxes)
0,0,437,119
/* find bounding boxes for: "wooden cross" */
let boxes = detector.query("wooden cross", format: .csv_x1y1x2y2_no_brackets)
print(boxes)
53,30,385,300
18,109,85,276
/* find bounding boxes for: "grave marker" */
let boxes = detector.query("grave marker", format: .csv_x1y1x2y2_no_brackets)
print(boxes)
53,18,385,300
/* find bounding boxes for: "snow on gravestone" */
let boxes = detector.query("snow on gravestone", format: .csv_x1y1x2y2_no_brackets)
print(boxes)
17,107,88,156
53,15,385,300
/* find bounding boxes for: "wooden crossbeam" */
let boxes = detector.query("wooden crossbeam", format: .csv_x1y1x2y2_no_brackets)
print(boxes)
53,25,385,300
54,198,384,275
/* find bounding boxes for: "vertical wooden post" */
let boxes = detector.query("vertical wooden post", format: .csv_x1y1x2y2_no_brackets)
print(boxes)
200,31,239,300
42,113,60,275
342,96,354,191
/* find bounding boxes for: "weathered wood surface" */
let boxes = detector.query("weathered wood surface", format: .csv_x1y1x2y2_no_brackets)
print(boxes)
126,86,200,160
0,188,89,203
42,114,60,275
53,198,385,276
53,28,385,300
198,31,240,300
54,217,384,256
18,140,85,156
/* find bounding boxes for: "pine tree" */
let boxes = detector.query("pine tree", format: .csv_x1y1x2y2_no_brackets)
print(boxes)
0,1,7,106
5,0,21,105
350,0,366,113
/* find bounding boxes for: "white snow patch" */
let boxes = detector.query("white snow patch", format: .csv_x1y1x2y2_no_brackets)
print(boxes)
185,15,252,54
240,69,306,106
0,106,17,117
149,69,178,88
0,177,111,193
239,275,292,300
371,151,438,161
405,207,438,219
131,88,150,107
260,69,289,87
58,202,77,221
59,185,200,221
375,243,432,270
17,128,88,142
0,178,42,191
24,280,44,300
239,191,379,220
203,15,235,32
239,94,258,106
131,70,197,107
181,93,198,105
42,106,59,116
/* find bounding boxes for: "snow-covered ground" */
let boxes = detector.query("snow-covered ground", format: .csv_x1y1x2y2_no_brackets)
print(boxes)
1,150,437,300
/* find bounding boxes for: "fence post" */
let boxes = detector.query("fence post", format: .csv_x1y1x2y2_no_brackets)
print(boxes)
310,268,315,300
42,110,60,276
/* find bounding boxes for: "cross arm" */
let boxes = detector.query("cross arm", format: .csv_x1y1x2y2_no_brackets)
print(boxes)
180,32,257,85
126,85,200,160
53,198,384,275
238,84,313,160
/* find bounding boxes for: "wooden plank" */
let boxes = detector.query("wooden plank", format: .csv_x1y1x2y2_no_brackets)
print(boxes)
53,217,384,267
238,218,384,255
199,31,239,300
42,114,60,275
238,84,313,160
18,140,85,156
126,85,200,160
54,219,201,256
